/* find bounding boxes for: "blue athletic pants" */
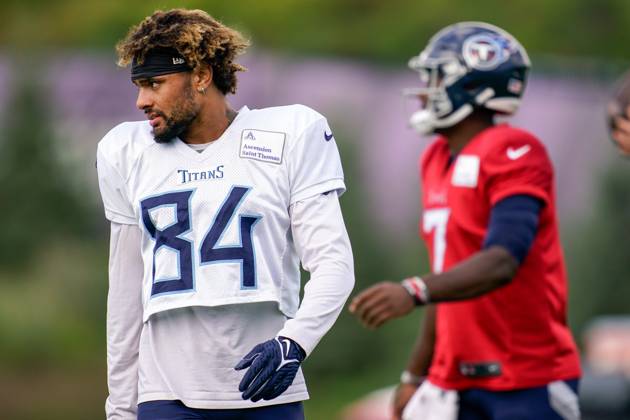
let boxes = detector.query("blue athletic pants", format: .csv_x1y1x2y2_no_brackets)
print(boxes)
137,400,305,420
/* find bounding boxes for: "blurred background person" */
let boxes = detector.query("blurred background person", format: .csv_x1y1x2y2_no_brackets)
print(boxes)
1,1,630,419
607,71,630,155
350,22,581,420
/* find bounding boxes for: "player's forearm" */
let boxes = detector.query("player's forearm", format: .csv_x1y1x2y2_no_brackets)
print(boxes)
424,246,517,302
279,270,354,355
405,305,436,377
278,192,355,355
106,301,142,419
106,223,144,419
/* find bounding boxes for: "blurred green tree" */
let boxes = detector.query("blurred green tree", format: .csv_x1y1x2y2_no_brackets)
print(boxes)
566,161,630,336
0,64,93,270
3,0,630,64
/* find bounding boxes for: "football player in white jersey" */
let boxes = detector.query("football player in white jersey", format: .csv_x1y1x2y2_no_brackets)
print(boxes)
96,8,354,420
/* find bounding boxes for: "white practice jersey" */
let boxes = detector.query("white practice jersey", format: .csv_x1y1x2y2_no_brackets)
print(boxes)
97,105,345,321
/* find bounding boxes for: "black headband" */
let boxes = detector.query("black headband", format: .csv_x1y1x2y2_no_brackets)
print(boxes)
131,48,192,80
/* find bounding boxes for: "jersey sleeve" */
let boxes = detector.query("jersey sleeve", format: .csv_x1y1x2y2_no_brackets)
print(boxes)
287,116,346,205
96,146,137,225
278,190,354,355
106,222,144,419
483,132,554,207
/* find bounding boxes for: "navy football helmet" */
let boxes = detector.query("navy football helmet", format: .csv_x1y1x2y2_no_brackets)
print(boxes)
404,22,531,135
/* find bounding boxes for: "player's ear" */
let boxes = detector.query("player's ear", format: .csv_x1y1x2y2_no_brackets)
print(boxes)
193,64,213,94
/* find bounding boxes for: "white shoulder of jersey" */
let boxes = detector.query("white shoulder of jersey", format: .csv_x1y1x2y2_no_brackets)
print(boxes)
96,121,156,224
246,103,325,126
241,104,345,203
242,104,328,145
96,121,156,179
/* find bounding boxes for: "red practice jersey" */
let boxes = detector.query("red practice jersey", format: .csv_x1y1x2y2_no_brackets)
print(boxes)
419,124,581,391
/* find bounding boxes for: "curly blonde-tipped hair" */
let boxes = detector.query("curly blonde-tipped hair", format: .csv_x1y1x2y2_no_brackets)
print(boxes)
116,9,250,95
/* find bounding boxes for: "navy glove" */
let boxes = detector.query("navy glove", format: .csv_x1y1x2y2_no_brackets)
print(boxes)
234,336,306,402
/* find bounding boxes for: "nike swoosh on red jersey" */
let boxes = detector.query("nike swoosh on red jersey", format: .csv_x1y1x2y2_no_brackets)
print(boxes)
506,145,531,160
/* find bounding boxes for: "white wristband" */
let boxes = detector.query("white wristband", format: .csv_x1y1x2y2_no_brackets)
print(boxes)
401,276,430,305
400,370,424,385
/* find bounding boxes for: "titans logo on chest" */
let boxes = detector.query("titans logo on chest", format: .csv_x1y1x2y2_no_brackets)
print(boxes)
177,165,225,184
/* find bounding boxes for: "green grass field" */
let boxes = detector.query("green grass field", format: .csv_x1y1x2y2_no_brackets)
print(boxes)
0,241,418,419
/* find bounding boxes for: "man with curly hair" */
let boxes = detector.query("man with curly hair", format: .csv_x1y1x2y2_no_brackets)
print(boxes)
96,9,354,419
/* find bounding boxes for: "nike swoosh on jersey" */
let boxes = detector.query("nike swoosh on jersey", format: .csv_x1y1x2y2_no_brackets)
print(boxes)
506,145,531,160
324,131,334,141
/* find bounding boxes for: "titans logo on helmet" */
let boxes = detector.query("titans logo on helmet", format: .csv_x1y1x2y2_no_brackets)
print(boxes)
462,34,509,70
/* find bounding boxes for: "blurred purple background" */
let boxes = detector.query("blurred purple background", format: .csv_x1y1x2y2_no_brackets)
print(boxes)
1,51,613,240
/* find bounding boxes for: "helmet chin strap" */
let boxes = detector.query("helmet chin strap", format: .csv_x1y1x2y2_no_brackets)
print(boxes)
409,104,474,135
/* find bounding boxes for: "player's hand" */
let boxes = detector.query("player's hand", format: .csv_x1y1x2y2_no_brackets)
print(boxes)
234,336,306,402
611,105,630,155
349,282,415,329
392,382,420,420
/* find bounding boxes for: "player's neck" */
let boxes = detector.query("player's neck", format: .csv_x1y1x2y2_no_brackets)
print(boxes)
181,91,236,145
441,112,494,154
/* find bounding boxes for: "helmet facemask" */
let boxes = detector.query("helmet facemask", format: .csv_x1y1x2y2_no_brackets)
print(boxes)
404,55,473,135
